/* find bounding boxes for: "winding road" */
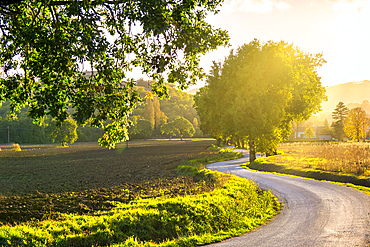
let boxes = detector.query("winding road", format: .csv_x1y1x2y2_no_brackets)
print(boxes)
206,150,370,247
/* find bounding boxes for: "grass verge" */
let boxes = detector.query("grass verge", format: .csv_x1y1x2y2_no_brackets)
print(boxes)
0,149,280,247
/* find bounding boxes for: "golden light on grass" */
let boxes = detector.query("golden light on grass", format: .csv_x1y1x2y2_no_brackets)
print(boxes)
278,142,370,176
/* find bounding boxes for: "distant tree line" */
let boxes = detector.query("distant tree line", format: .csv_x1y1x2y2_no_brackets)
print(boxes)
129,81,202,139
0,102,81,145
0,82,204,144
290,101,370,142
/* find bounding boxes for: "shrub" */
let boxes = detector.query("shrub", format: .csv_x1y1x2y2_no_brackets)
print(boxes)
207,144,220,152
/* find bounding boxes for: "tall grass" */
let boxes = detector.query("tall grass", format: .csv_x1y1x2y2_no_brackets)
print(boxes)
278,142,370,176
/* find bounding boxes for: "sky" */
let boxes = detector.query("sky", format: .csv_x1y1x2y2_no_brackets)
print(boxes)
197,0,370,89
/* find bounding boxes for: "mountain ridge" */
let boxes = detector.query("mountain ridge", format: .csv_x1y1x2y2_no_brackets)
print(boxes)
321,80,370,114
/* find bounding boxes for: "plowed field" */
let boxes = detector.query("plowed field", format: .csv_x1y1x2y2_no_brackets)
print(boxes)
0,139,216,224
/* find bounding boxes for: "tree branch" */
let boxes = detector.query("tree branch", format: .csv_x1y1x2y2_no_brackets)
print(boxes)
49,1,128,6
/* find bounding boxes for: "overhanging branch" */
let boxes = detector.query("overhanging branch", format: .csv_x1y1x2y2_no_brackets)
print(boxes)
0,0,129,6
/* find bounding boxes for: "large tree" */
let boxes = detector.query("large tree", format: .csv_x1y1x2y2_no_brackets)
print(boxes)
194,61,231,146
195,40,326,162
331,101,349,141
129,117,153,139
344,107,368,142
161,116,194,140
0,0,228,148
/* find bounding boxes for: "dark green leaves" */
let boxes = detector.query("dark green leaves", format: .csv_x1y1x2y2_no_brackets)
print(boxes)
0,0,228,148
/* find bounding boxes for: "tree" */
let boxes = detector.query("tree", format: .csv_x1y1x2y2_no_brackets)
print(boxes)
160,85,199,124
332,102,349,123
47,117,78,146
77,125,104,142
192,118,198,129
344,107,368,142
324,118,330,130
195,40,326,162
304,125,315,139
162,116,194,140
143,97,168,137
130,118,153,140
0,0,229,148
160,122,177,139
129,116,152,139
194,62,228,146
331,101,349,141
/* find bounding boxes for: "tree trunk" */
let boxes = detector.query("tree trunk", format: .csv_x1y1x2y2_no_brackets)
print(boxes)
217,138,221,146
237,137,241,149
249,140,256,163
296,121,299,139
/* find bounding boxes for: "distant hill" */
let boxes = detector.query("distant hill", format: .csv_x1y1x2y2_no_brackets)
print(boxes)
321,80,370,116
347,100,370,113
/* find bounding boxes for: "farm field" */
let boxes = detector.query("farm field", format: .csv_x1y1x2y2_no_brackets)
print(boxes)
0,140,281,247
0,139,220,224
249,142,370,189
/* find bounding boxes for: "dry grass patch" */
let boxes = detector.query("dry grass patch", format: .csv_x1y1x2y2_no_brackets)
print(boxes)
248,142,370,189
278,142,370,177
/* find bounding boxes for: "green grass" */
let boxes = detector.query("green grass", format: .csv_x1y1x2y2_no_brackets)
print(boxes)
178,148,244,176
0,176,279,247
0,148,279,247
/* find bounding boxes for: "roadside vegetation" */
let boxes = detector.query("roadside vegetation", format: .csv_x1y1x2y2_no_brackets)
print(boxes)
0,140,280,246
247,142,370,196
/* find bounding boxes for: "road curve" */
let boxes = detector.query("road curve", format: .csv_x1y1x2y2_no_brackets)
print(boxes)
206,150,370,247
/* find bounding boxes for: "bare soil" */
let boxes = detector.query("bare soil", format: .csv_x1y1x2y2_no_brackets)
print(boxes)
0,139,216,224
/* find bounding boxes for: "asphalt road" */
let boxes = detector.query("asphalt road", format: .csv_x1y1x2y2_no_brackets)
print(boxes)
205,150,370,247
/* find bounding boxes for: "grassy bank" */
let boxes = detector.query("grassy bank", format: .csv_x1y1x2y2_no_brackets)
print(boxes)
0,147,280,246
247,142,370,197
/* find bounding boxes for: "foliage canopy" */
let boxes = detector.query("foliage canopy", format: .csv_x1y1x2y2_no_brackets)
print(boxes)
194,39,326,162
332,101,349,123
161,116,194,139
0,0,228,148
47,117,78,146
304,125,315,139
344,107,368,142
129,117,153,139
